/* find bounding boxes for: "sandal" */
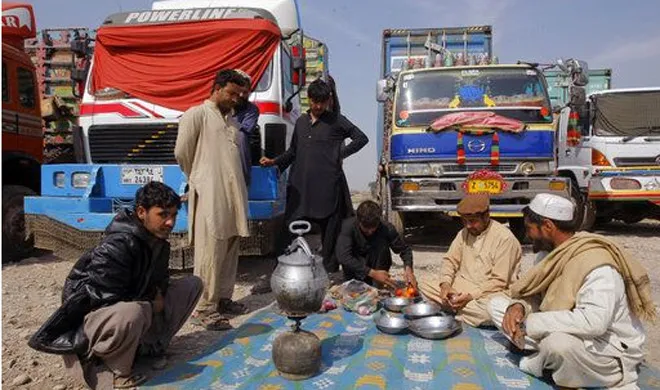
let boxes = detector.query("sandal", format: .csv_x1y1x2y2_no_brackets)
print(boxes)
190,311,233,331
217,299,247,315
113,373,148,389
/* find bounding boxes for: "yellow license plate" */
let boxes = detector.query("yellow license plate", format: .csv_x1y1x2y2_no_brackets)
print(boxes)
467,179,503,194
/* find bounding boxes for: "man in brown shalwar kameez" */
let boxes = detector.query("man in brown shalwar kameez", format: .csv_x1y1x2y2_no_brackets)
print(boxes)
28,182,203,389
175,69,251,330
423,193,522,327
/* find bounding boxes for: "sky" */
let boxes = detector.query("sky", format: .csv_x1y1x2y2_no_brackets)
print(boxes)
25,0,660,190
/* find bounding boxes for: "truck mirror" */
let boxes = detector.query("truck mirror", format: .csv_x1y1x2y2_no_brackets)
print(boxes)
70,38,88,56
292,56,305,71
569,85,586,107
376,79,390,102
291,70,306,87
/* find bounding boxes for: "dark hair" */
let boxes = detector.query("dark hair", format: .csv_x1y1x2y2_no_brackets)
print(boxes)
135,181,181,211
307,78,332,102
356,200,382,229
327,75,340,114
522,206,575,233
214,69,250,89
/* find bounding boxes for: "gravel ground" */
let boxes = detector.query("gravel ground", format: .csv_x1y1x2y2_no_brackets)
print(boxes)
2,219,659,389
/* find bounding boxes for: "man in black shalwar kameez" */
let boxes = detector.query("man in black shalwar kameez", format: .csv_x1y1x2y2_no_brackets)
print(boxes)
260,78,368,274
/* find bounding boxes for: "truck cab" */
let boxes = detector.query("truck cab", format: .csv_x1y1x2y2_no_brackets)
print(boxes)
2,3,42,262
24,0,307,264
559,88,660,226
374,27,583,238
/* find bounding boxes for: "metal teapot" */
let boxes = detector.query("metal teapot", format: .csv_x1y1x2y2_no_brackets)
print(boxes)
270,221,329,318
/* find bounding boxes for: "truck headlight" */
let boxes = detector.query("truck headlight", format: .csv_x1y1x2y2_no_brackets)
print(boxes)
72,172,91,188
520,162,536,175
389,163,431,176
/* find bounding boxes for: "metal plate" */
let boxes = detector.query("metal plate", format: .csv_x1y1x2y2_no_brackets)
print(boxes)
121,166,164,185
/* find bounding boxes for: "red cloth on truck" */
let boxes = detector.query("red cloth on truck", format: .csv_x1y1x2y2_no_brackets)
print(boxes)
91,18,280,112
429,111,525,133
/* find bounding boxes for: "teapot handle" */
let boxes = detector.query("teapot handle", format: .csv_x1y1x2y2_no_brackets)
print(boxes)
289,220,312,236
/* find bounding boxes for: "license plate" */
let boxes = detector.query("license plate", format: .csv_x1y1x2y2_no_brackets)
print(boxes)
121,166,164,185
467,179,503,194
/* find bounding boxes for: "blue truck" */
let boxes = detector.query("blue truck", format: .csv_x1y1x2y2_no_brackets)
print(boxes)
375,26,588,238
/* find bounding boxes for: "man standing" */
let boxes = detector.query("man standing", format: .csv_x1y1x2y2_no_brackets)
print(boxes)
427,193,522,327
233,70,260,187
488,194,653,389
336,200,417,289
175,69,251,330
29,182,202,389
260,78,368,273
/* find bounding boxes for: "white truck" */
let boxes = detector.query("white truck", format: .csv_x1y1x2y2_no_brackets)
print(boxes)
557,87,660,227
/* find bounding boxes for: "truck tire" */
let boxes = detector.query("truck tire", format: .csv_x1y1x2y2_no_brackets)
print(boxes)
2,185,36,263
378,176,405,235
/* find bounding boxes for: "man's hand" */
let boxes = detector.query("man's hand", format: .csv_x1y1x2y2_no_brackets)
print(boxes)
404,267,417,290
502,303,526,349
438,282,457,302
368,269,397,289
152,289,165,314
449,292,472,310
260,157,275,167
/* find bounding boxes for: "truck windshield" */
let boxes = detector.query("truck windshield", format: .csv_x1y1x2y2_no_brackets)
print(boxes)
394,67,552,127
593,90,660,137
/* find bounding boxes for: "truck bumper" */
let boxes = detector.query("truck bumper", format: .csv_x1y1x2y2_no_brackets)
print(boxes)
588,168,660,205
24,164,286,263
389,176,571,217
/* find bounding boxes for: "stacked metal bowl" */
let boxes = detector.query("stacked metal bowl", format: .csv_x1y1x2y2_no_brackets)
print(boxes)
374,298,462,340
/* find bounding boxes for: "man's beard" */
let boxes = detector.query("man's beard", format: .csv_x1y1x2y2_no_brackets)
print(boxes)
531,237,554,253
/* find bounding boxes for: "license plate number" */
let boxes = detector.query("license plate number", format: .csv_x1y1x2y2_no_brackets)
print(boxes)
121,166,164,185
467,179,503,194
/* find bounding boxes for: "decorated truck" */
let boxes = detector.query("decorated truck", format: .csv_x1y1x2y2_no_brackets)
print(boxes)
24,0,307,267
556,87,660,227
375,26,589,238
2,2,42,262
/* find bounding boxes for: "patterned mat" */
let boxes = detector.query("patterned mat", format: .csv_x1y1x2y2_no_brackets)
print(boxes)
142,306,660,389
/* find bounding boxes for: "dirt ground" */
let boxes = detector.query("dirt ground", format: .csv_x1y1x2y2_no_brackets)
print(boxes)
2,219,659,389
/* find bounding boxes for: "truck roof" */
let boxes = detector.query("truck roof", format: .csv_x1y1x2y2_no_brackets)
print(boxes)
397,63,536,76
101,7,278,30
152,0,300,36
589,87,660,97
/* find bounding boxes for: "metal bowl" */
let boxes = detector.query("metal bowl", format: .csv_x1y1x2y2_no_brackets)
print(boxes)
402,302,444,319
374,310,409,334
381,296,420,312
409,315,462,340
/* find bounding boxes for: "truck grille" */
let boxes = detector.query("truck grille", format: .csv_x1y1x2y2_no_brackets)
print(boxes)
614,156,660,167
443,163,518,174
88,124,178,164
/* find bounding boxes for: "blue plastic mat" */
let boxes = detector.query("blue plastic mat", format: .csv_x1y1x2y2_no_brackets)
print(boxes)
142,306,660,389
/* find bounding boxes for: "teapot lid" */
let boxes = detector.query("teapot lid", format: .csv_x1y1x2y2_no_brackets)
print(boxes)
277,236,321,266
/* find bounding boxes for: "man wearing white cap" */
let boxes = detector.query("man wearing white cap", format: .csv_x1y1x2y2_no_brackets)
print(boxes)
488,193,654,389
423,193,522,327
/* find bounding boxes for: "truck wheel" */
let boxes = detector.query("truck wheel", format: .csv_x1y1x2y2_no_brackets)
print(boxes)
580,200,596,231
2,185,36,263
378,176,405,235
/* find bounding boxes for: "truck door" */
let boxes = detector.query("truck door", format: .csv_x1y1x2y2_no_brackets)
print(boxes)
557,106,592,189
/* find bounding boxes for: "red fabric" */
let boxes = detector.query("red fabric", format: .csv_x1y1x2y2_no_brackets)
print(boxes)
430,112,525,133
91,19,281,112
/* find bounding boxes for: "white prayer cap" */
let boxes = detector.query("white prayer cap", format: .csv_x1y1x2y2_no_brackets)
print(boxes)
528,194,574,221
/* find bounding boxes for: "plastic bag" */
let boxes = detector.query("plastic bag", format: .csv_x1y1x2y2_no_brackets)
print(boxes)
333,279,380,314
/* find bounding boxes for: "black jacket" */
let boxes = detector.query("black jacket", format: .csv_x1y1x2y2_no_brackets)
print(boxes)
28,209,170,355
335,217,413,282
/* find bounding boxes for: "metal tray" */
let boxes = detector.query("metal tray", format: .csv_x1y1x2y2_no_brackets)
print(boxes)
402,302,444,319
409,315,462,340
374,310,409,334
381,296,420,312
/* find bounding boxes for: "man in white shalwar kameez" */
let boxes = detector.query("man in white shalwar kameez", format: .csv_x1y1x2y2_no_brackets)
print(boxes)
488,194,654,389
175,70,251,330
